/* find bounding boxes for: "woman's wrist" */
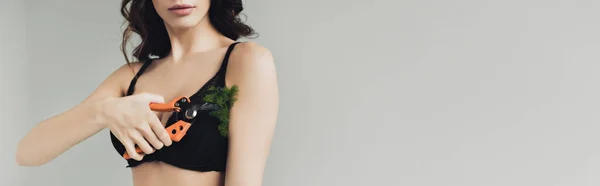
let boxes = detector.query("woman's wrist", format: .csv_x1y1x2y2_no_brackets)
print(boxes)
91,97,113,130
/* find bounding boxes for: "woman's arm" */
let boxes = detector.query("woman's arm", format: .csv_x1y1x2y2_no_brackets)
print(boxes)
15,64,136,166
224,42,279,186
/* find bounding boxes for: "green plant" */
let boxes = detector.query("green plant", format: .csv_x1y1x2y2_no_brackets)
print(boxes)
202,85,239,137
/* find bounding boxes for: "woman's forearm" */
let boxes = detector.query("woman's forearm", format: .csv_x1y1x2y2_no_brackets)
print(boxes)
16,99,107,166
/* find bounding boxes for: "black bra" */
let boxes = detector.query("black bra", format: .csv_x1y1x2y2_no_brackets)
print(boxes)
110,42,241,172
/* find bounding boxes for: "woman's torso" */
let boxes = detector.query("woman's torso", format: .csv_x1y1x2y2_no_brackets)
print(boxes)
113,42,240,186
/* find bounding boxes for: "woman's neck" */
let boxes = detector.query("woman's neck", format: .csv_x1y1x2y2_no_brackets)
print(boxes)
164,18,230,62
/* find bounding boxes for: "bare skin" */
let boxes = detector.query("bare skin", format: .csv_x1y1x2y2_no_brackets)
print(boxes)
16,0,279,185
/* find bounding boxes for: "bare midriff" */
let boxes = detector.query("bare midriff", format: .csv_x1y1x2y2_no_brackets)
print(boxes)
131,161,224,186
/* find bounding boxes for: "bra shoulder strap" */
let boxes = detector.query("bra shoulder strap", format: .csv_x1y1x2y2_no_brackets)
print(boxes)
126,60,153,96
215,42,241,86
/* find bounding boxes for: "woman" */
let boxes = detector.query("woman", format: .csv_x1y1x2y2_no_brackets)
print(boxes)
16,0,279,186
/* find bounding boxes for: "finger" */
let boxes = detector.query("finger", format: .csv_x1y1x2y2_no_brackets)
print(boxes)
139,92,164,104
138,124,164,150
130,131,155,155
148,114,172,146
122,138,144,161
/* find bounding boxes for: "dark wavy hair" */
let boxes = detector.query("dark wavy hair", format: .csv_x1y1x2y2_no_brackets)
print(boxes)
120,0,256,64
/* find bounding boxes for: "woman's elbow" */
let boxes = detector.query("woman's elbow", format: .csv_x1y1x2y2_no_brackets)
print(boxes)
15,142,47,167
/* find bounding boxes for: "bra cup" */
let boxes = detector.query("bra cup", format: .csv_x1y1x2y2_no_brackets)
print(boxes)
110,131,126,156
110,98,229,171
161,111,211,163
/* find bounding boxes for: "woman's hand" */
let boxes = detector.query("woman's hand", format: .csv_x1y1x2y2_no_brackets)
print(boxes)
98,92,172,161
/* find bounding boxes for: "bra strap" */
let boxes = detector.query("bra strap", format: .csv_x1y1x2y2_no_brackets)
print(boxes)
126,60,154,96
215,42,241,86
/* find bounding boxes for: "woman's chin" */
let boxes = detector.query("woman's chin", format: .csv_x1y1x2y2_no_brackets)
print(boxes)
165,19,202,30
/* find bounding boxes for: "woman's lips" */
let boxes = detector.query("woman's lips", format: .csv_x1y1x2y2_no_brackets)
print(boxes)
168,4,196,16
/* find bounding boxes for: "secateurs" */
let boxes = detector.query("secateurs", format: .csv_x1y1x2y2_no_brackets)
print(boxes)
122,96,219,160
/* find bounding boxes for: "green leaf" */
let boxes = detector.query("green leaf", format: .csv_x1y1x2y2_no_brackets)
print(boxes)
202,84,239,137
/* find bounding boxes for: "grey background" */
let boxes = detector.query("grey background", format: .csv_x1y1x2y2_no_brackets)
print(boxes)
2,0,600,185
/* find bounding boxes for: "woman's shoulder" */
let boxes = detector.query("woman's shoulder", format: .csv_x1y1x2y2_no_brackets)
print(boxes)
104,61,147,94
228,41,274,70
225,41,276,83
113,61,147,77
233,41,272,57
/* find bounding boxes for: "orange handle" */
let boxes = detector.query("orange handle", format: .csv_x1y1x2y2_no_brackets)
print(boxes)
166,120,192,142
122,148,144,159
149,96,188,112
122,121,192,160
